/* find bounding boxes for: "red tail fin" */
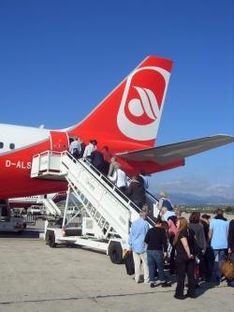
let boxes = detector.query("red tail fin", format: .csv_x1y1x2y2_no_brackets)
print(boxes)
69,56,173,153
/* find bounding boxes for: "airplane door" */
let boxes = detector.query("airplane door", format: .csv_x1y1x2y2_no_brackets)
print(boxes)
50,131,69,151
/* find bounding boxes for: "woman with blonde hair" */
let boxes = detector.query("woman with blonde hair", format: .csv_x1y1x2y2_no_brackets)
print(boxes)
108,163,127,193
173,217,196,300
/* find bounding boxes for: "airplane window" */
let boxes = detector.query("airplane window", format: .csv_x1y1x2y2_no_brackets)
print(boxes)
0,142,3,149
9,143,15,150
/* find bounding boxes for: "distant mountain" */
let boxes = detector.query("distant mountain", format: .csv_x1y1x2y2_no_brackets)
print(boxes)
152,192,234,206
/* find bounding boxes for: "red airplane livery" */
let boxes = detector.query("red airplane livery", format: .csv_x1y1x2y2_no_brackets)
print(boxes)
0,55,234,200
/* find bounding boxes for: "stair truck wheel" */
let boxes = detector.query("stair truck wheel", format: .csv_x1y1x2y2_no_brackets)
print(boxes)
108,241,123,264
46,230,57,248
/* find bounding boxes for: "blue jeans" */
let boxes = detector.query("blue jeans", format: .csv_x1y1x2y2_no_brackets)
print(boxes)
213,249,227,281
147,249,166,283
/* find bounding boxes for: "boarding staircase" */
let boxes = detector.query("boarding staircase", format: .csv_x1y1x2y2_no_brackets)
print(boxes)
42,197,62,217
31,151,156,242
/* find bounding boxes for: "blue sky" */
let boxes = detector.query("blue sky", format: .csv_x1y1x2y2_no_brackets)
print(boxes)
0,0,233,199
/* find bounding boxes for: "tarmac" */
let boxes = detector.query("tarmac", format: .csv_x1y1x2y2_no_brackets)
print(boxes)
0,219,233,312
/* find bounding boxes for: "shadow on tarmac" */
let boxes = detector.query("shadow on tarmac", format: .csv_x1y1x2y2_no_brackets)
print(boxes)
0,230,40,239
0,221,44,239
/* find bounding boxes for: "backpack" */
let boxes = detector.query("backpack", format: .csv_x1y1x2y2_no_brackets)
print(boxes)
167,215,177,226
167,216,177,240
162,199,174,211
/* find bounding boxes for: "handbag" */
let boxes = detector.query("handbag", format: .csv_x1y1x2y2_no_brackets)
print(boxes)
220,255,234,279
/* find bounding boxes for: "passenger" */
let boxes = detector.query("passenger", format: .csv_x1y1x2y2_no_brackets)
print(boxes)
82,139,96,162
189,212,206,284
126,174,146,208
79,138,86,157
200,214,210,242
138,170,149,190
166,214,178,275
173,217,197,300
158,191,174,211
128,211,150,284
144,216,171,288
90,146,105,174
161,220,170,238
208,208,229,284
102,146,112,163
107,156,120,177
175,207,182,218
189,212,206,253
200,214,214,282
69,136,82,159
161,206,176,222
227,219,234,287
108,163,127,194
101,146,112,175
142,203,149,214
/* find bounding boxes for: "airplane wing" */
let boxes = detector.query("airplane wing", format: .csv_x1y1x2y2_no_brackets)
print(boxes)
116,135,234,165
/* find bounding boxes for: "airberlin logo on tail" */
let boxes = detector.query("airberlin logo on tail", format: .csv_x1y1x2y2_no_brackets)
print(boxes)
117,66,171,141
127,86,159,125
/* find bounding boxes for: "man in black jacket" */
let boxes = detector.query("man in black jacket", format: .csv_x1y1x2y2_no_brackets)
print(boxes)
90,148,105,174
126,175,146,208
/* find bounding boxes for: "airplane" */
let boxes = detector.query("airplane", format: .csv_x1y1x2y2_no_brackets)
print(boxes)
8,192,67,209
9,195,45,209
0,55,234,203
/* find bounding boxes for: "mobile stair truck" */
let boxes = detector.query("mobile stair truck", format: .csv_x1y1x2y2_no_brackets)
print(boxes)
30,151,157,264
0,199,25,233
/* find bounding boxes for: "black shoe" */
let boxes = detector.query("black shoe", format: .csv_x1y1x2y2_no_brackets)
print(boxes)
185,293,196,299
161,281,171,287
150,283,155,288
174,294,186,300
227,279,234,287
215,276,221,285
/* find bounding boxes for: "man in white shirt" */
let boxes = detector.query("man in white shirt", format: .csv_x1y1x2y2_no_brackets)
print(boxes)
129,211,150,284
69,136,82,159
83,139,96,161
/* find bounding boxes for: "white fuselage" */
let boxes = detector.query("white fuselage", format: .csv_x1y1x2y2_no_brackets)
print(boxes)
0,123,50,154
